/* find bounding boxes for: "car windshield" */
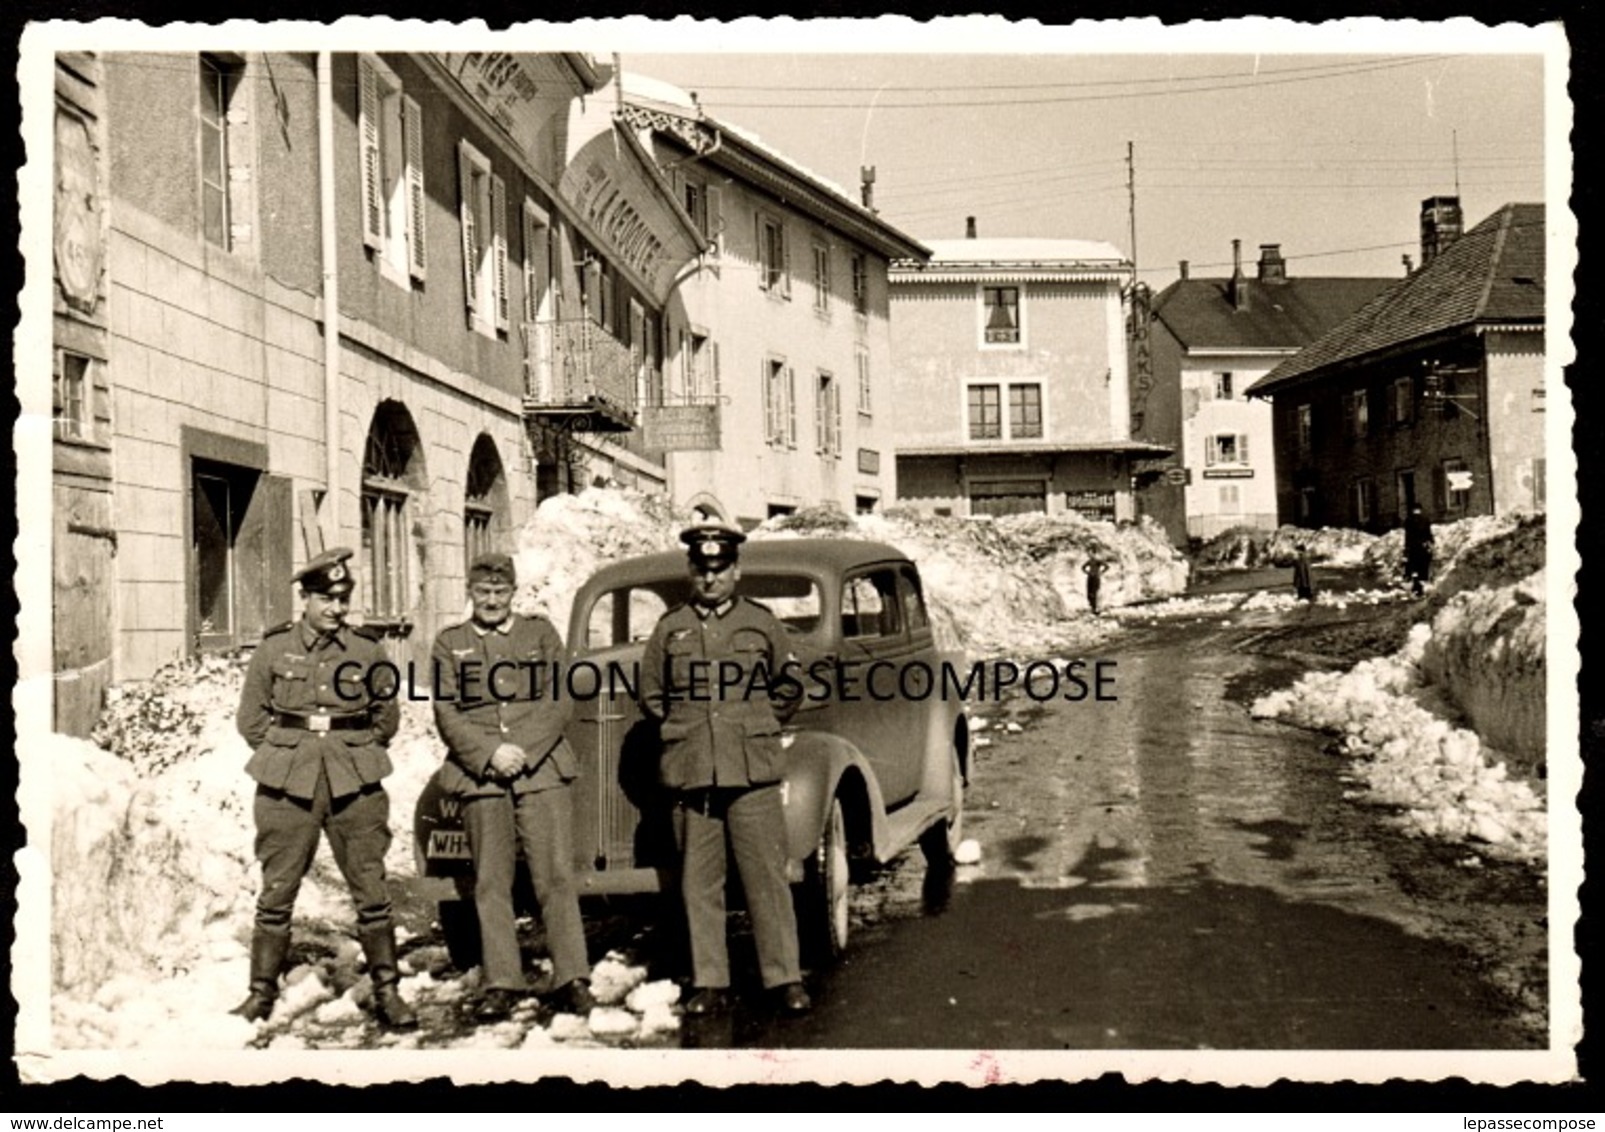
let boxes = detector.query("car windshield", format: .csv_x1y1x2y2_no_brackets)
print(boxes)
579,573,823,651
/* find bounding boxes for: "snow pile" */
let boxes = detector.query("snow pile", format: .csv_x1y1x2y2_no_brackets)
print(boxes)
508,490,1188,656
1362,510,1540,588
92,652,249,777
769,505,1189,653
1251,624,1545,862
1419,570,1547,774
1196,524,1376,569
512,487,685,635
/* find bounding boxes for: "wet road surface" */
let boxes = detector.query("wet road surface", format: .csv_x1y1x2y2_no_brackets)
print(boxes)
709,599,1547,1050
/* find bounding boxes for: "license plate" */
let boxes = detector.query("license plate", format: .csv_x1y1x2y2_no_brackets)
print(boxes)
427,829,473,861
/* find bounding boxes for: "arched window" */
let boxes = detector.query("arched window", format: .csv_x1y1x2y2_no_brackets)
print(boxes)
464,433,508,574
361,400,425,622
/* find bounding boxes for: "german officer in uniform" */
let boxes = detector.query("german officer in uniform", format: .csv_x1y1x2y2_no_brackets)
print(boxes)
431,552,594,1021
232,548,417,1030
637,522,811,1016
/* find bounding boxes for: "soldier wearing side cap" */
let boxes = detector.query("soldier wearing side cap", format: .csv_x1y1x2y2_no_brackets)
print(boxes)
232,548,416,1030
431,552,593,1021
637,522,811,1017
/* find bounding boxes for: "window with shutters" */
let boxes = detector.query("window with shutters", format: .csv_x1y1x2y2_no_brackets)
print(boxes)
1205,433,1250,466
757,212,789,297
812,242,831,316
856,346,872,418
681,329,715,400
522,197,553,325
458,139,507,337
358,54,425,287
198,54,256,254
1344,388,1370,439
850,253,868,315
1351,478,1374,525
1391,376,1414,426
816,370,841,457
1212,372,1234,400
764,357,795,447
1296,403,1313,459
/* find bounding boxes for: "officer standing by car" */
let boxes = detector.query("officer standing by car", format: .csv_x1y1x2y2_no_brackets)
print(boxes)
233,547,416,1030
637,522,811,1016
431,552,594,1021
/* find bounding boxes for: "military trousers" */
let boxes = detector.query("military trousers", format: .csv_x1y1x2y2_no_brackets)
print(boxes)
462,786,590,991
674,783,801,990
253,768,393,932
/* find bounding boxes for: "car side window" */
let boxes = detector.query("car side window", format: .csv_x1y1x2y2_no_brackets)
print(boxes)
842,569,903,641
584,586,674,649
898,567,930,633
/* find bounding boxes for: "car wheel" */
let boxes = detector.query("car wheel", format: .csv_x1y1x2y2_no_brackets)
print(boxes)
438,897,482,972
797,796,850,967
919,742,965,868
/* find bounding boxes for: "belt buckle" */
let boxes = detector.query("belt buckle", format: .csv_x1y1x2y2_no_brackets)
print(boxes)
307,712,331,733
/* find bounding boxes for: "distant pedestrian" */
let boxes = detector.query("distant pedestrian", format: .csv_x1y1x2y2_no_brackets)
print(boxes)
1292,547,1317,602
1403,504,1434,597
1082,557,1109,615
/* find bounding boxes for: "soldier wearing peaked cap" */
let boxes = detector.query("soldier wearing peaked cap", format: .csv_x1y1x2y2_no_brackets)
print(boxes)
638,521,812,1017
430,551,594,1021
232,547,417,1030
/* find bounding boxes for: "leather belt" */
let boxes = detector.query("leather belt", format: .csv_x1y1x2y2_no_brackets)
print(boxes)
276,709,372,733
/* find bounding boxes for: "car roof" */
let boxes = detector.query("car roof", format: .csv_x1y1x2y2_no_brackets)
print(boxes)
577,537,914,591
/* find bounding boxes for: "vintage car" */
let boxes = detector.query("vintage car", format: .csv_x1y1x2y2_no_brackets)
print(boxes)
413,538,969,969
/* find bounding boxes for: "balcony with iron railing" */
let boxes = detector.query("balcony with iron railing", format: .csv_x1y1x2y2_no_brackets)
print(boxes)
522,319,639,433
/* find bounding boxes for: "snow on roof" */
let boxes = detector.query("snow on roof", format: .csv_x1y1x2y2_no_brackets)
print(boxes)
621,71,858,205
920,237,1128,265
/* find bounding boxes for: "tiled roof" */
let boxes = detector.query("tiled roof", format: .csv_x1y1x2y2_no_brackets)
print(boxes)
1153,276,1395,351
1248,203,1545,395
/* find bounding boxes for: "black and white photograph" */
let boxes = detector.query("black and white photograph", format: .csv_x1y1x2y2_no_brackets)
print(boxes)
13,17,1579,1088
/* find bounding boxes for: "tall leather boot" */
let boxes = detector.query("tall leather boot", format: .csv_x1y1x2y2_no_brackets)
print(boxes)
359,924,419,1031
232,928,290,1022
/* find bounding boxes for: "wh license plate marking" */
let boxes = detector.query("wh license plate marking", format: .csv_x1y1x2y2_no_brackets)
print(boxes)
428,829,473,860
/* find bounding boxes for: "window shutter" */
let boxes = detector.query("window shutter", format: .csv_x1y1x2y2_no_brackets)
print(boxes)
815,376,824,453
1204,438,1216,467
755,213,766,290
402,94,426,280
458,143,477,316
833,379,842,454
1239,434,1250,463
762,361,774,442
786,366,797,446
706,186,723,255
358,58,383,250
491,173,509,332
711,340,721,398
781,225,792,298
523,203,540,324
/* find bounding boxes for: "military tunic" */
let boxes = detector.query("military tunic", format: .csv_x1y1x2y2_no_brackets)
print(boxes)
235,618,401,933
638,597,803,989
430,614,589,990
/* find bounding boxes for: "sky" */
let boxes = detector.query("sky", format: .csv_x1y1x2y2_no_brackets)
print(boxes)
623,34,1553,288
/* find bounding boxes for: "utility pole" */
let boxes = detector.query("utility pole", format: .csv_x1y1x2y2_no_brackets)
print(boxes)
1126,140,1138,286
1452,128,1461,197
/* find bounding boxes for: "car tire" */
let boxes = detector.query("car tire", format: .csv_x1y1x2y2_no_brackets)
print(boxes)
438,897,482,972
796,796,850,967
919,742,965,868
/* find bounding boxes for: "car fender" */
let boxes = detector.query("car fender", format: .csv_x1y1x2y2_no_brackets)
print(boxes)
781,729,892,864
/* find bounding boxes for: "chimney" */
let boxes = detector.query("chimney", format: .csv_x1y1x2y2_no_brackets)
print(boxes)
860,165,877,213
1257,243,1287,284
1402,252,1414,274
1228,239,1248,311
965,216,977,240
1419,195,1463,267
1178,259,1189,280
